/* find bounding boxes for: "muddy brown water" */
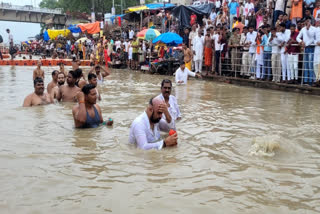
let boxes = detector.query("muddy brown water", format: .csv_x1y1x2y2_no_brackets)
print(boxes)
0,66,319,213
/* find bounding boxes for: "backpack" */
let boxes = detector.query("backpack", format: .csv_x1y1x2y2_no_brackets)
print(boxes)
0,35,3,43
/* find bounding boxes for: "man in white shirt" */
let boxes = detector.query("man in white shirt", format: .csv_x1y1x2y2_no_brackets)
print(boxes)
215,0,221,9
244,0,254,26
129,28,134,40
276,23,291,82
114,38,122,51
245,25,257,77
273,0,285,26
212,26,222,74
210,8,217,23
296,18,317,85
192,30,205,74
314,22,320,82
269,27,282,83
156,79,181,130
175,61,201,84
129,97,178,150
6,29,13,47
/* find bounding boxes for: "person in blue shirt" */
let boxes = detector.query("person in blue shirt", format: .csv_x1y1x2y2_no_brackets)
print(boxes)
261,25,272,81
228,0,239,31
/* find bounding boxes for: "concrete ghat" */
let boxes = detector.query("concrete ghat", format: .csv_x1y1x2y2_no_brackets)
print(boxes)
202,75,320,96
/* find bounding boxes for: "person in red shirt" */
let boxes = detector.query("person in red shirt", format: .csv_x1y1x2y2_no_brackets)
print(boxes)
190,12,197,26
286,24,300,84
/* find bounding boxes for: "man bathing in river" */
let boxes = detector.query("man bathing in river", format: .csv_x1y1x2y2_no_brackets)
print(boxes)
33,60,45,81
56,70,81,102
23,77,53,107
156,79,181,130
72,84,113,128
89,65,110,85
47,70,58,94
51,72,65,99
129,97,178,150
175,61,201,85
88,73,102,101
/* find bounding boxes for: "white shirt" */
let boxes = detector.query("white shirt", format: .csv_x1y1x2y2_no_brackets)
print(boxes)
129,111,169,150
192,35,205,60
246,31,257,53
268,34,281,54
216,0,221,9
276,30,291,53
123,41,129,52
115,40,121,51
212,34,221,51
275,0,285,11
244,3,254,17
315,27,320,64
296,26,317,47
129,30,134,39
8,33,13,43
157,93,181,130
189,30,198,45
210,12,217,22
240,33,249,50
175,67,196,84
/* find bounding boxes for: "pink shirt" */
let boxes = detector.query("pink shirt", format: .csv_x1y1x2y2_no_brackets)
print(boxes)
256,15,263,29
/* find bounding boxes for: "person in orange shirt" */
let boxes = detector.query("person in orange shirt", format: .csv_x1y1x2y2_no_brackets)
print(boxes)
290,0,303,25
234,17,244,34
314,1,320,22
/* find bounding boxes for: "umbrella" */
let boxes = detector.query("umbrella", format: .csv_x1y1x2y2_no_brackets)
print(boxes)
76,37,89,44
152,32,183,46
137,29,161,41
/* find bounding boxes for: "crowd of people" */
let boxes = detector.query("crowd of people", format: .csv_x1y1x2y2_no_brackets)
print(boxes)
178,0,320,86
22,59,185,150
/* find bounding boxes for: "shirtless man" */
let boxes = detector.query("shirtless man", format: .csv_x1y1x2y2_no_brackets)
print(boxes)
56,70,81,102
182,43,193,71
89,65,110,84
204,30,213,76
33,60,44,81
59,63,67,77
88,73,101,101
47,70,58,94
74,68,87,89
72,58,81,71
51,72,65,99
23,77,53,107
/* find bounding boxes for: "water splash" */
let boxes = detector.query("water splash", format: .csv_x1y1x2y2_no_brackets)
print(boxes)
249,135,280,157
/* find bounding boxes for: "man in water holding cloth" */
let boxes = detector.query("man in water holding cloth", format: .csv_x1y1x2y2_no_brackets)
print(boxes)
129,97,178,150
72,84,113,128
157,79,181,130
23,77,53,107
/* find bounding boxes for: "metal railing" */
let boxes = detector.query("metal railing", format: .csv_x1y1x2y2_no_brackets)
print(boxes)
0,3,63,14
213,45,320,86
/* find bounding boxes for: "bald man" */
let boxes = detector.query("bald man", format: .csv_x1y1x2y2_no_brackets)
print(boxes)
129,97,178,150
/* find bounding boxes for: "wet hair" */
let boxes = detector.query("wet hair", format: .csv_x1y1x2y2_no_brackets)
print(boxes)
82,84,96,95
52,70,58,76
68,70,77,79
74,69,83,79
88,73,97,81
161,79,172,87
34,77,43,86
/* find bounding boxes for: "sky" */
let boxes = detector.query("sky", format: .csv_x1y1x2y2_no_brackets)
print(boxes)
0,0,42,44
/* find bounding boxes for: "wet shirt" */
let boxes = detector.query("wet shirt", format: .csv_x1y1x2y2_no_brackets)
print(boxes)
175,67,196,84
129,112,170,150
157,94,181,130
81,106,101,128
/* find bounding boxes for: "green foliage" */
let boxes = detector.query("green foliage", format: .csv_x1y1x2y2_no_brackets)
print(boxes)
39,0,145,14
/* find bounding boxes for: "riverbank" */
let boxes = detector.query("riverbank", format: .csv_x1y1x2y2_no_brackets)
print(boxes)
200,74,320,96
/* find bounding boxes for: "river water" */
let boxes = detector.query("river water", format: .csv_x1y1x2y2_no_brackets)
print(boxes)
0,66,319,214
